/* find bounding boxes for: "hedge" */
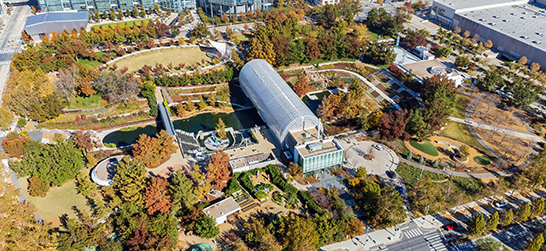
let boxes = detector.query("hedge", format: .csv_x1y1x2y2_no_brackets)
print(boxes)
155,66,234,87
225,178,242,196
265,165,298,195
299,190,322,214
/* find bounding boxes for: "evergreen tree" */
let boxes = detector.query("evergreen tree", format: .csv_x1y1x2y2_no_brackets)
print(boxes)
132,6,139,17
515,202,531,222
94,9,100,20
170,170,195,210
407,109,429,141
531,197,545,218
94,198,106,219
117,8,124,20
194,214,220,238
102,11,108,20
215,118,227,139
76,172,97,197
467,214,485,236
407,151,412,160
113,156,148,207
500,209,513,227
486,211,499,231
109,9,116,20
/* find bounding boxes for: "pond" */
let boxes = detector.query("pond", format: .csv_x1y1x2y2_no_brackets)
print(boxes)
103,109,265,146
302,90,331,115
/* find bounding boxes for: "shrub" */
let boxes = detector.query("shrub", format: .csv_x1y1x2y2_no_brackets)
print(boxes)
299,190,321,214
226,178,242,196
265,165,298,195
28,176,49,197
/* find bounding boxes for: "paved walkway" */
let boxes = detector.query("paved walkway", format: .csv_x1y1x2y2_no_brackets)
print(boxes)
399,158,521,179
449,117,546,143
314,69,402,110
8,169,44,222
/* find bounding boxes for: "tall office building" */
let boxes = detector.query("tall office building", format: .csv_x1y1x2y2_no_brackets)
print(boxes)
200,0,272,17
160,0,195,12
37,0,157,13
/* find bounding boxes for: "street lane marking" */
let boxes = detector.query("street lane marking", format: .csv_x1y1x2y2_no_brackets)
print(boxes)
404,228,423,239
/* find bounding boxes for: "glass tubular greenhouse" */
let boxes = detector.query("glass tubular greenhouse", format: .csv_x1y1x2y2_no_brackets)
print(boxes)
239,59,321,148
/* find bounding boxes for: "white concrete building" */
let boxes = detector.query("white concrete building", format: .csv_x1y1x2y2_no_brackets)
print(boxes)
203,197,241,225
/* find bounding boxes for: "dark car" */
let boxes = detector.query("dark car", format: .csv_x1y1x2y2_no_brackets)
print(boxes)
386,170,396,178
445,222,458,230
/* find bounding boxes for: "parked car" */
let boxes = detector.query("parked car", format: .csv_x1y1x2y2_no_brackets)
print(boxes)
495,200,508,208
445,222,458,230
373,144,384,151
386,171,396,179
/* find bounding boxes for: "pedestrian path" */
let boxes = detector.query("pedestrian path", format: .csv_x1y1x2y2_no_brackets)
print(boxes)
404,228,422,239
424,230,447,251
0,48,21,54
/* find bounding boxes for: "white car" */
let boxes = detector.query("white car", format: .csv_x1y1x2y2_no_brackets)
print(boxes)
373,144,384,151
495,200,508,208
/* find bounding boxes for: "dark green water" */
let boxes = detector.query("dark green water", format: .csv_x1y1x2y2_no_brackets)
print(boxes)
303,91,331,115
103,109,265,146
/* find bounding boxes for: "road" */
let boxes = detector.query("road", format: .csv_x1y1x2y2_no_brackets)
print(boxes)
0,5,29,106
385,222,447,251
446,189,546,250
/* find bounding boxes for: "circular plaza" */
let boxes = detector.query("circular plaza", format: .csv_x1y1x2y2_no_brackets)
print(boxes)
344,140,400,178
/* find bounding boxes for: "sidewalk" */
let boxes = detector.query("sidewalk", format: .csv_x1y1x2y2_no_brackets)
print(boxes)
320,225,403,251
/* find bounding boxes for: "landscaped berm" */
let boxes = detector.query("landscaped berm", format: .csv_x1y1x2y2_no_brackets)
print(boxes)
409,139,439,157
114,47,213,73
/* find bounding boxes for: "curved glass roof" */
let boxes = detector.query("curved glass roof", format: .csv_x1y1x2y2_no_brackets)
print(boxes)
239,59,320,145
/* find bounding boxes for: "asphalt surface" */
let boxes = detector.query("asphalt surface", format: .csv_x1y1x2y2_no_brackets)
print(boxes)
0,5,29,106
384,221,447,251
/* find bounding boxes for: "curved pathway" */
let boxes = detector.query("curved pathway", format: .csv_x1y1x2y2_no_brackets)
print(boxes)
399,158,522,179
314,69,402,110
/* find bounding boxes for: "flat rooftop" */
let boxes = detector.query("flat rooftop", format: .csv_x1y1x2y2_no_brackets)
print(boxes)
203,197,241,219
295,139,342,158
456,3,546,51
94,156,123,181
434,0,528,12
229,153,271,170
289,128,320,145
402,60,455,79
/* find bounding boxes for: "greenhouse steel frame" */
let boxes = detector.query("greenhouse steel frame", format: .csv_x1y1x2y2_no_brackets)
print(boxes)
239,59,321,147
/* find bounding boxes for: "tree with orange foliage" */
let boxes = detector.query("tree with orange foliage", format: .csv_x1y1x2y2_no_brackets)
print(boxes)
212,151,230,184
344,218,365,238
305,38,321,63
133,130,177,168
1,132,29,157
144,177,173,215
293,74,311,97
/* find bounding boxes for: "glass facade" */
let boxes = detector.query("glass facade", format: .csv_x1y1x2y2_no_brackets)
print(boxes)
39,0,187,12
299,150,344,173
239,59,321,147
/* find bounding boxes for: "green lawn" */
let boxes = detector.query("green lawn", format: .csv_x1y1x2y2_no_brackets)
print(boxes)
93,18,152,30
441,121,493,157
397,163,486,206
78,52,106,69
233,33,253,42
69,94,103,109
452,94,471,119
18,173,101,226
473,156,491,166
396,162,446,186
409,139,439,156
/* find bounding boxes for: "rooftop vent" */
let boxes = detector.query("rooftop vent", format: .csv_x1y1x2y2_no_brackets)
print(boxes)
480,18,486,21
537,32,543,36
521,16,526,19
493,15,498,18
535,41,543,44
533,16,538,18
303,132,312,138
490,23,497,26
503,19,508,22
307,142,323,151
521,35,530,39
523,12,527,14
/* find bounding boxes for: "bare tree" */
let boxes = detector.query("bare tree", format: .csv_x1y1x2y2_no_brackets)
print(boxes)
55,64,78,101
93,70,139,103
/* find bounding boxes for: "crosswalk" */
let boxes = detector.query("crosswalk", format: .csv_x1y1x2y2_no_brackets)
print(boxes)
0,61,10,66
0,48,21,54
404,228,423,239
424,230,448,251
